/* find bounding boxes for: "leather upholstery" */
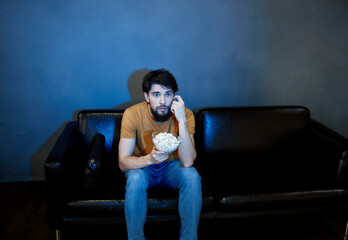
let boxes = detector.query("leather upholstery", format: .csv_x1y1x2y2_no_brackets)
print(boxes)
194,106,310,153
45,106,348,229
337,151,348,188
81,133,105,198
193,106,348,218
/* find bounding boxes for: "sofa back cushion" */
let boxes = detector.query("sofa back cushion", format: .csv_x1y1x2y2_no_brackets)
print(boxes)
78,110,124,154
78,110,125,198
193,106,330,195
194,106,310,154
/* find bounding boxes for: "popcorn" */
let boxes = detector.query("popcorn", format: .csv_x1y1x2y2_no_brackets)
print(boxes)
152,132,181,153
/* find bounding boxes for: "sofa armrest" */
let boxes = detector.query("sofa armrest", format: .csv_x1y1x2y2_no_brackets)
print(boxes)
44,121,83,229
81,133,106,197
337,151,348,189
310,119,348,150
310,119,348,188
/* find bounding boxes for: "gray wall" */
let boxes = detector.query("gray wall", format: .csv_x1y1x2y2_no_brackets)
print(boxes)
1,0,347,182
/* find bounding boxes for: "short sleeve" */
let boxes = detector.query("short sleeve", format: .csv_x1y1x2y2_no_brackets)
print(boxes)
120,108,136,139
186,108,195,135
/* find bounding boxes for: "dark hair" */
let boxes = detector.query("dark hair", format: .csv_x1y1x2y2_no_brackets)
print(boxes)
142,69,178,94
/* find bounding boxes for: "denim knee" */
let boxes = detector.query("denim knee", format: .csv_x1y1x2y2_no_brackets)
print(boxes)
125,169,149,191
179,167,201,188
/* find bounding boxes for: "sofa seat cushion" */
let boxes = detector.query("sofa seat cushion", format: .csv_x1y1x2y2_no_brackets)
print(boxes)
66,199,125,218
203,148,339,197
217,189,348,213
65,196,215,218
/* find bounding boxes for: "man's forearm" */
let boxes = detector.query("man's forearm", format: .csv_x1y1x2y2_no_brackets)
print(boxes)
118,154,152,172
178,119,197,167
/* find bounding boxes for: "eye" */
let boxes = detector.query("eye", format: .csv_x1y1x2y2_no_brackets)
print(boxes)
152,93,160,97
165,92,173,97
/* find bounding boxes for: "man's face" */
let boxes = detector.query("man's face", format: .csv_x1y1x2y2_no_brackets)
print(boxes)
144,84,174,122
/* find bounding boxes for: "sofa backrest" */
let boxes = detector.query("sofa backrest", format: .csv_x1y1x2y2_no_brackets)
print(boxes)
77,110,125,198
78,109,124,154
193,106,320,194
194,106,310,154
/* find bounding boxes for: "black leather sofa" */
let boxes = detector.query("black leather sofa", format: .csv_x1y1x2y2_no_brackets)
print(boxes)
45,106,348,238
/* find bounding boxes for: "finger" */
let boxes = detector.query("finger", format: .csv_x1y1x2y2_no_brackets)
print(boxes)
153,148,168,155
158,151,169,156
174,95,184,104
153,149,165,155
170,102,178,113
171,100,183,109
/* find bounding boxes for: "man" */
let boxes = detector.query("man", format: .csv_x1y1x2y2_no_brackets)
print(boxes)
118,69,202,240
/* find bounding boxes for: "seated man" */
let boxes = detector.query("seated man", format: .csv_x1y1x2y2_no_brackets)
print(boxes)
118,69,202,240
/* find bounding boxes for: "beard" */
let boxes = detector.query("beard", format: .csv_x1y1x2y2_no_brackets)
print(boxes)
151,105,172,122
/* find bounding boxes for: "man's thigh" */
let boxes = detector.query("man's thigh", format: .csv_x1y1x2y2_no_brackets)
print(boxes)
125,167,156,189
158,159,201,189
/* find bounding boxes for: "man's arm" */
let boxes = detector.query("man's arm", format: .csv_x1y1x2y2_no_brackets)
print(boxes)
178,124,197,168
171,95,197,168
118,138,169,172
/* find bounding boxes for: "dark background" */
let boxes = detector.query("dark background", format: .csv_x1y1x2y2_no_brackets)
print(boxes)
0,0,347,182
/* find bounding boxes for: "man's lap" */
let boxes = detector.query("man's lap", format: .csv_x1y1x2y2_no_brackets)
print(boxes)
125,159,201,190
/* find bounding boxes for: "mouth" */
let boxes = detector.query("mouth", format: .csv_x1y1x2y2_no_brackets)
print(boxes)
157,106,169,112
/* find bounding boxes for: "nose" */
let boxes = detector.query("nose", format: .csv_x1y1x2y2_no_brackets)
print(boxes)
159,95,165,104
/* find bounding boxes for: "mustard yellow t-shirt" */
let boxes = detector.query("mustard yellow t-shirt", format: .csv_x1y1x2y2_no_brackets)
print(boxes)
120,101,195,160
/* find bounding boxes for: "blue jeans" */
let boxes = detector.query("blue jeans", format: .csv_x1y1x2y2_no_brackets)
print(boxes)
124,159,202,240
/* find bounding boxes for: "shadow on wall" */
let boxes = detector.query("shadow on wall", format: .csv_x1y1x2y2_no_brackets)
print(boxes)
113,68,150,110
30,68,150,181
69,68,150,120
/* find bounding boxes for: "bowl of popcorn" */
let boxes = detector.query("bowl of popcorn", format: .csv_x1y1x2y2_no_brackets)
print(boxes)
152,131,182,153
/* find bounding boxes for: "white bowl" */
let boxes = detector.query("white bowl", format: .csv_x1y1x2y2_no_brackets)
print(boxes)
152,131,182,153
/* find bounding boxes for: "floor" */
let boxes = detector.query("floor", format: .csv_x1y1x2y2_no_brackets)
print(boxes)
0,181,347,240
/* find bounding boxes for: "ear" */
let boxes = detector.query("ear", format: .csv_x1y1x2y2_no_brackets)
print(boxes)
144,92,149,103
